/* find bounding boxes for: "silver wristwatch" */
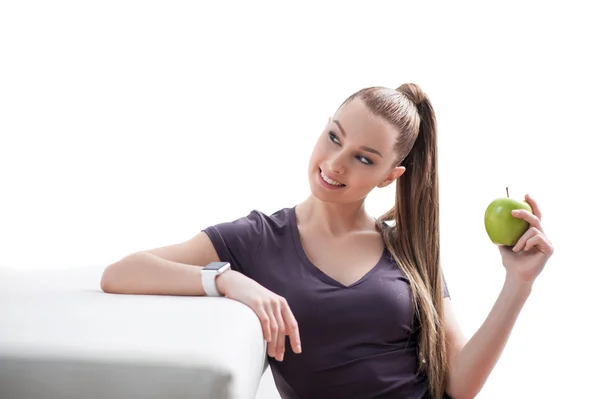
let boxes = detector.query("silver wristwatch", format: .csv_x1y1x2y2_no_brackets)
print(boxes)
201,262,231,296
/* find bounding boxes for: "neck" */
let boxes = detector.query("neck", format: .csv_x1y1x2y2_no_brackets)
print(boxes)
296,195,374,236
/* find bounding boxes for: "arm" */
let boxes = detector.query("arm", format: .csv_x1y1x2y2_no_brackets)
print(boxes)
445,194,554,399
100,229,303,359
444,277,532,399
101,209,265,295
100,231,221,295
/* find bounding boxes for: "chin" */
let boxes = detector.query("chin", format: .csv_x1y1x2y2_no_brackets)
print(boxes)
308,173,352,204
308,184,330,203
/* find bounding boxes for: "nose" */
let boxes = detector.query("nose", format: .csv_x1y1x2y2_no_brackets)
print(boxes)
327,156,345,175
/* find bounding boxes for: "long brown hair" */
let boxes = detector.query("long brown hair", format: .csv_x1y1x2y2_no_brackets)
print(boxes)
340,83,448,399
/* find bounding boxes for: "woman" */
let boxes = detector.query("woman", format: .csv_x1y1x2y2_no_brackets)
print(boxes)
101,83,554,399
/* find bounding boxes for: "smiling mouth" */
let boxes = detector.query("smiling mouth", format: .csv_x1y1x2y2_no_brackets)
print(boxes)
319,168,346,187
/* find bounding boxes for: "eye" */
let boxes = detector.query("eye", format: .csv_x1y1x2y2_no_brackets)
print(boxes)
329,131,341,144
329,131,373,165
357,155,374,165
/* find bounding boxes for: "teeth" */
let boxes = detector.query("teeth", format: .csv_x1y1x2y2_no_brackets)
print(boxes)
320,170,343,186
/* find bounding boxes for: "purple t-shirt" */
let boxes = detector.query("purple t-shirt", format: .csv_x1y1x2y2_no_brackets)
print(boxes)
203,207,451,399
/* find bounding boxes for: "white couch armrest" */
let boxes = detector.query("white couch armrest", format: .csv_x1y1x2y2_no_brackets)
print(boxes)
0,266,267,399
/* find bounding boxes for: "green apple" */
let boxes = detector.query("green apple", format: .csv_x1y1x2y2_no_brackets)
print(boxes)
484,190,532,246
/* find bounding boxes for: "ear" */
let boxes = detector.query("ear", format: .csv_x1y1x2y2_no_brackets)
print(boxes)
377,166,406,188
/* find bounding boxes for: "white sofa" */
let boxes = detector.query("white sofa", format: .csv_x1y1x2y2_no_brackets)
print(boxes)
0,265,269,399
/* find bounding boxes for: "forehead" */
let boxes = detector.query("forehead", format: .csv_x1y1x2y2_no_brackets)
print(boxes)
333,99,398,146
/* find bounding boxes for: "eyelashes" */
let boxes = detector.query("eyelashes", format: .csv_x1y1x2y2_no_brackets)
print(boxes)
329,131,341,144
328,131,373,165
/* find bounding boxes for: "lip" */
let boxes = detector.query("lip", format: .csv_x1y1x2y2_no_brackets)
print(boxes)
318,168,346,190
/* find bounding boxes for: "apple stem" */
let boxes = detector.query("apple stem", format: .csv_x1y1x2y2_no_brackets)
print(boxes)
506,187,510,198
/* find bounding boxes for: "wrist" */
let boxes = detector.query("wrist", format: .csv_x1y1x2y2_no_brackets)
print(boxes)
504,273,534,298
215,269,237,296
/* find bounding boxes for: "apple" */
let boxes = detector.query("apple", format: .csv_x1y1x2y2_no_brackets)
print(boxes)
484,188,532,246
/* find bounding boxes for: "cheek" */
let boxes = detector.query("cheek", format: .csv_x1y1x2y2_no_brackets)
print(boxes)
352,168,388,189
308,146,323,170
311,136,330,159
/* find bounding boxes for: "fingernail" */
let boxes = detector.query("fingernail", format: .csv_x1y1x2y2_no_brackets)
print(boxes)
512,210,519,216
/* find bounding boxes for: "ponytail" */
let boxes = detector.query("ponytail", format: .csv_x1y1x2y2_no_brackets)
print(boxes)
377,84,448,399
339,83,448,398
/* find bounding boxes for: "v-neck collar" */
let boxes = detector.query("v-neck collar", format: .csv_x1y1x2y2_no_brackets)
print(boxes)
289,206,387,289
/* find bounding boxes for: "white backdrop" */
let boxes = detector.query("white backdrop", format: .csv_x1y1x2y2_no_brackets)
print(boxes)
1,1,598,398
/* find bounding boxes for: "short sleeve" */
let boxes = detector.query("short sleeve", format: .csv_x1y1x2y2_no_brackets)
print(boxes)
442,271,451,299
202,210,264,276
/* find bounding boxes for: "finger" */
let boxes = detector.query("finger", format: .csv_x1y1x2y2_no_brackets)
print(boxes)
511,209,543,233
266,307,279,358
276,325,286,361
281,301,302,354
268,336,278,359
524,193,542,221
271,298,287,335
257,307,272,343
512,227,540,252
523,234,554,255
272,299,287,361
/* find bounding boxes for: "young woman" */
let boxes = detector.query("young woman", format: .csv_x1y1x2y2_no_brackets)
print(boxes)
101,83,554,399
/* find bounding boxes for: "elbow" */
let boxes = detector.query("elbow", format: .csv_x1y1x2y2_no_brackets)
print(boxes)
446,372,482,399
100,263,119,293
454,393,479,399
100,253,140,293
448,392,477,399
446,384,481,399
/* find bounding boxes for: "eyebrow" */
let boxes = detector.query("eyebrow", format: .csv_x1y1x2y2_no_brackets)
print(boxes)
333,119,384,159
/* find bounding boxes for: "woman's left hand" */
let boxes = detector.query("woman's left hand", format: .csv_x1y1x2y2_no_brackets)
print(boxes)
498,193,555,284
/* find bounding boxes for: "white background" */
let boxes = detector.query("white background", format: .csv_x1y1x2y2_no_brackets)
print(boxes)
1,1,598,397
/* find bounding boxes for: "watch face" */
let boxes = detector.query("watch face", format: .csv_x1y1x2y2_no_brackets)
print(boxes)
203,262,229,271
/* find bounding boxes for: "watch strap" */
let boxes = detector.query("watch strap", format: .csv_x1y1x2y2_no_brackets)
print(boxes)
202,269,221,297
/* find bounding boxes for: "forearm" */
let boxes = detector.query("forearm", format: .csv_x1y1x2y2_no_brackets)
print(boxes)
100,251,206,295
446,277,532,399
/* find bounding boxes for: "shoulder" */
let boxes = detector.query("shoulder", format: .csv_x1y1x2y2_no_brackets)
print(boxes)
200,207,294,275
208,206,294,235
259,207,294,229
237,207,295,242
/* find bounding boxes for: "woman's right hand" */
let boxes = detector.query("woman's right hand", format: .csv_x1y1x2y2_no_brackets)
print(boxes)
216,270,301,361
